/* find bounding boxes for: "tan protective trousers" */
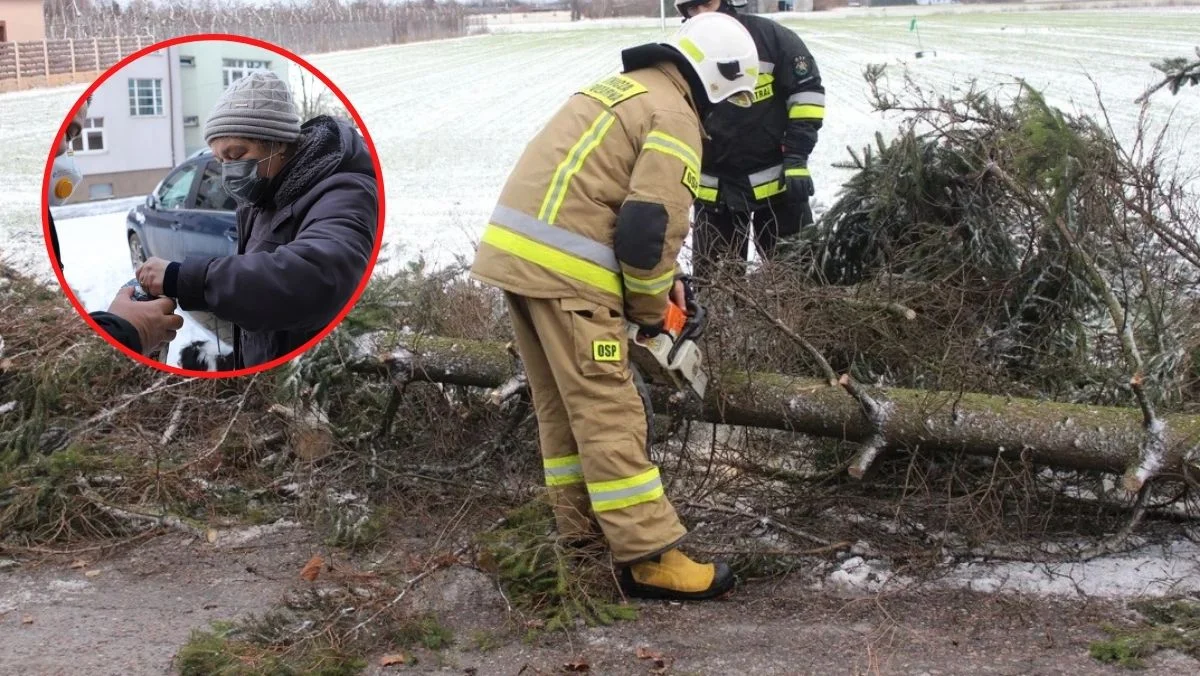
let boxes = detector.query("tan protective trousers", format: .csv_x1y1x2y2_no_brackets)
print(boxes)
505,292,687,563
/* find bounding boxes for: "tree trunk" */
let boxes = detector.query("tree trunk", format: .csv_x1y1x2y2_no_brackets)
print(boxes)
346,334,1200,481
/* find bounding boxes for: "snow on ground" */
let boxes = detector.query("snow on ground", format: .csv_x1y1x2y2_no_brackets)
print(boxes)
53,209,222,368
823,539,1200,599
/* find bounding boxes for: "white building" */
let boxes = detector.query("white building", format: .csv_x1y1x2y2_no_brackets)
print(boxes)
72,45,185,200
73,42,289,200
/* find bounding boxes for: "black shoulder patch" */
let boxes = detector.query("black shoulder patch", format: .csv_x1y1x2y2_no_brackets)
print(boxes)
614,201,668,270
793,55,811,79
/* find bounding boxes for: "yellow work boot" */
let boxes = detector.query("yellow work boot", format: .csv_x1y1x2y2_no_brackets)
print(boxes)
619,549,734,601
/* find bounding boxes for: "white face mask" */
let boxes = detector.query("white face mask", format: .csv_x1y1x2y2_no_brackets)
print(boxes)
48,151,83,207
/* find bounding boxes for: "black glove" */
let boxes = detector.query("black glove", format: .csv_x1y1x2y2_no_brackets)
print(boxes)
783,154,815,210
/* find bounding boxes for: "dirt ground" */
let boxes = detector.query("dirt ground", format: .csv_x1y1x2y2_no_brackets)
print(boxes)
3,529,1197,676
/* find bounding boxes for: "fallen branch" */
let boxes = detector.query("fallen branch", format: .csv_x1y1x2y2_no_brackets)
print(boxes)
77,479,206,539
73,375,194,435
344,333,1200,478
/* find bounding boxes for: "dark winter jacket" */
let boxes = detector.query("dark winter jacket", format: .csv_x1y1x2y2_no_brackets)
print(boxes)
169,116,377,368
699,11,825,211
91,311,142,353
48,211,142,354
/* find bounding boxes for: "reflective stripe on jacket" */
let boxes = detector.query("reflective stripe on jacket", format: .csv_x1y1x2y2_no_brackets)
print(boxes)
471,63,701,326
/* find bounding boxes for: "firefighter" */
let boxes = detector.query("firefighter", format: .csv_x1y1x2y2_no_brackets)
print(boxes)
677,0,825,281
470,13,758,601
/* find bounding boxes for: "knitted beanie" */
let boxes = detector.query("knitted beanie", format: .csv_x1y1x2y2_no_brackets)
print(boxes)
204,71,301,145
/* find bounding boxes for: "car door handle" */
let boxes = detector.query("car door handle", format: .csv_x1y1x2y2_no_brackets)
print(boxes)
224,227,237,241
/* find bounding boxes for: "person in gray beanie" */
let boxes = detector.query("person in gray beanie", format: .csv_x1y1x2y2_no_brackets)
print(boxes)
136,70,378,369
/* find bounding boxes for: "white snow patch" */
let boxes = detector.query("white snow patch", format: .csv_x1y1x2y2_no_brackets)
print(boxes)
53,210,228,368
827,556,910,593
941,540,1200,598
209,519,302,549
50,195,146,221
0,577,92,614
821,538,1200,599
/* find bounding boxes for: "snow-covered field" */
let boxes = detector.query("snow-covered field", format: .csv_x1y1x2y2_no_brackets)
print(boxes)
320,7,1200,270
4,8,1198,275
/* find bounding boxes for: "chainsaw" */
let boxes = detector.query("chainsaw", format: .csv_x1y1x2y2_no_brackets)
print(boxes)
626,275,708,400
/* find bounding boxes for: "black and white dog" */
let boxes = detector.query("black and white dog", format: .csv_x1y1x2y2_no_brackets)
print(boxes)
179,340,237,372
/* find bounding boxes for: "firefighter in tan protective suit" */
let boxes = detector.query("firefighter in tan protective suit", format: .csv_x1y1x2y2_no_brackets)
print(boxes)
470,13,758,601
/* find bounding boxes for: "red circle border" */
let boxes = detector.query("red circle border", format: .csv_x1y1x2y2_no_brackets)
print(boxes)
42,32,387,379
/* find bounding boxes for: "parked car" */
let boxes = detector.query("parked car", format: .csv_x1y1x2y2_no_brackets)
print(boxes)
126,149,238,365
126,149,238,272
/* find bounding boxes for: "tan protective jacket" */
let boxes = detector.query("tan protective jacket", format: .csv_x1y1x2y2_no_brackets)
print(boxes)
471,62,702,327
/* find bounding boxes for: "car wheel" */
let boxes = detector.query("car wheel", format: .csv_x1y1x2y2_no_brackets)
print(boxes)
129,232,148,271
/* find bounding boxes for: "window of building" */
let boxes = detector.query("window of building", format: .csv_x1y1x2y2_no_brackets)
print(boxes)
89,183,114,200
222,59,271,88
70,117,106,153
179,55,196,67
183,115,200,128
128,79,164,117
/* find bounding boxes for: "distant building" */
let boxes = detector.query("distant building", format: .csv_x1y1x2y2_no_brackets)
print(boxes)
73,42,288,200
0,0,46,42
176,42,290,157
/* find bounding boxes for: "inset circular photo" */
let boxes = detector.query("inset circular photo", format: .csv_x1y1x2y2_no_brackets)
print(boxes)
44,34,383,376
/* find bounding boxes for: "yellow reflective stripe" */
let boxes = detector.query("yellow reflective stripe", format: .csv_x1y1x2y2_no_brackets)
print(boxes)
752,181,786,200
697,186,719,202
644,131,700,174
593,484,665,512
789,104,825,120
539,111,617,224
677,37,704,63
481,224,622,297
623,268,676,296
544,455,584,486
784,167,810,178
587,467,664,512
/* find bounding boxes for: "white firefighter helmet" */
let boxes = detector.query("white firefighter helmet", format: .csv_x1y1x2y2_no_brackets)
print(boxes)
664,11,758,108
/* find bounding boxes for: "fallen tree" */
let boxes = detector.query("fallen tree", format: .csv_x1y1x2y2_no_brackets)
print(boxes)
345,334,1200,489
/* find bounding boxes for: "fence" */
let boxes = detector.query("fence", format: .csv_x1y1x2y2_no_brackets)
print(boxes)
0,35,155,92
1,11,471,92
44,6,471,54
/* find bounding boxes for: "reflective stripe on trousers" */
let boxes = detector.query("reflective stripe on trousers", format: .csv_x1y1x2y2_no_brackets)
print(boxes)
544,454,584,486
587,467,665,512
